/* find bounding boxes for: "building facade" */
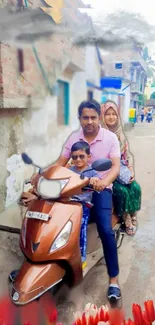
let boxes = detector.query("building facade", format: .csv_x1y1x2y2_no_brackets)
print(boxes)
0,0,90,227
101,47,147,124
0,0,102,229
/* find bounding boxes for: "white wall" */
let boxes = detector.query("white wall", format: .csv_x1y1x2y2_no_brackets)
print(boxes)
94,89,102,102
85,46,100,86
85,46,101,102
61,71,87,130
121,81,131,124
23,70,87,173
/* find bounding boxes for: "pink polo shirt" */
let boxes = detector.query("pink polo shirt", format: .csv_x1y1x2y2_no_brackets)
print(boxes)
61,126,120,189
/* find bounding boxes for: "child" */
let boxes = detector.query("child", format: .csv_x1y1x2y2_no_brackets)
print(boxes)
69,141,100,269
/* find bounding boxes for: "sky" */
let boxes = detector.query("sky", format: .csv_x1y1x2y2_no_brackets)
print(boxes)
82,0,155,25
80,0,155,56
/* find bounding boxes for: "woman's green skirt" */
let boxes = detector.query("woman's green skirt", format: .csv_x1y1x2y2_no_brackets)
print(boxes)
113,180,141,217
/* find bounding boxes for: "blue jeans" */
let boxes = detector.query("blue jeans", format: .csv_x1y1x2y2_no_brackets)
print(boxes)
80,205,90,262
141,114,144,122
92,189,119,278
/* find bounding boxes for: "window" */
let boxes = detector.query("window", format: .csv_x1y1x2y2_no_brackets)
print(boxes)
87,90,93,101
57,80,70,126
115,63,122,69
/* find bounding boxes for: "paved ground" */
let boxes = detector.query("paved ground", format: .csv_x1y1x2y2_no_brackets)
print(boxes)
0,120,155,324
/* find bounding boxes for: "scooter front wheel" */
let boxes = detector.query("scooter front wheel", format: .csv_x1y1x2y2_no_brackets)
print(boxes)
9,270,19,283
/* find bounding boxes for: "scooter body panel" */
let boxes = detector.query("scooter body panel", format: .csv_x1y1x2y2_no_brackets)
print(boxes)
10,199,84,304
20,200,82,265
10,260,65,305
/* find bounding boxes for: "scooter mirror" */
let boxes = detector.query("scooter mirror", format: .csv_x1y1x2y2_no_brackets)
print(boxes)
21,153,33,165
92,158,112,171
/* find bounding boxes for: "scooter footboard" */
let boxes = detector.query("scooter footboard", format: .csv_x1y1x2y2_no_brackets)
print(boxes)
10,260,65,305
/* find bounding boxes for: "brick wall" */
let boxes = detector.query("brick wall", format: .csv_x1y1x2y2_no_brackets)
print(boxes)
0,34,85,109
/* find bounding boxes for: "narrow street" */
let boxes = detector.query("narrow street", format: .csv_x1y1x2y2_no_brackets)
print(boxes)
0,121,155,324
0,1,154,324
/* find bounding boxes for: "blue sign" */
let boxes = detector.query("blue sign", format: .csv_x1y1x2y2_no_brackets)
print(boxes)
100,77,122,90
115,63,122,69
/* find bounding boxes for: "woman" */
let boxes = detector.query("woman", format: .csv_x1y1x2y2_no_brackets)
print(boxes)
101,101,141,235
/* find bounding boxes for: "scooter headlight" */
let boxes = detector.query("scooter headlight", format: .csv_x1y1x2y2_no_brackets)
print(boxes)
49,220,72,253
37,177,69,199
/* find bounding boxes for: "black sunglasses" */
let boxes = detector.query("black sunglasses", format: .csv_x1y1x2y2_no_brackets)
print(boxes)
71,154,86,160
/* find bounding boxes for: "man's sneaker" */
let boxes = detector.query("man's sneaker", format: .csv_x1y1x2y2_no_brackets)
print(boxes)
107,285,122,302
9,270,19,282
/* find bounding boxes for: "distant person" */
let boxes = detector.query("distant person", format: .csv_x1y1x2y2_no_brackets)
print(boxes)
141,108,144,122
146,108,153,123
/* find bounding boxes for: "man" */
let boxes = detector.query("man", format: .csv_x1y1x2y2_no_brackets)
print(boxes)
10,100,121,302
141,108,144,122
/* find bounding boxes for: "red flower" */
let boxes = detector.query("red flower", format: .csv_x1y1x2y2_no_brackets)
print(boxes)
144,300,155,323
142,311,151,325
49,308,58,324
89,309,99,325
39,293,58,324
109,308,125,325
98,306,109,323
81,312,88,325
0,295,16,325
74,312,83,325
124,318,135,325
20,300,39,325
74,304,110,325
132,304,143,325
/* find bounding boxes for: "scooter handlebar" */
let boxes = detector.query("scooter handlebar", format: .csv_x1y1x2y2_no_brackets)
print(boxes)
82,184,100,193
25,180,31,185
82,185,94,192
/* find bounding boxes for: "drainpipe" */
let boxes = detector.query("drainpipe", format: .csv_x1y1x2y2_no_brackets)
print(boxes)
95,46,103,66
17,0,24,73
17,49,24,73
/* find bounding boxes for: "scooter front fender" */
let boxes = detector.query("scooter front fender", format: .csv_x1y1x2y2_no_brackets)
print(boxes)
10,260,65,305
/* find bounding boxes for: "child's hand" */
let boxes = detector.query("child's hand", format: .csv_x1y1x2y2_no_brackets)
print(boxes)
89,177,100,186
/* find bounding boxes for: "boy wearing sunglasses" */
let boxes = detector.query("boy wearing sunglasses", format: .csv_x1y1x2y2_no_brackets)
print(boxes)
69,141,100,269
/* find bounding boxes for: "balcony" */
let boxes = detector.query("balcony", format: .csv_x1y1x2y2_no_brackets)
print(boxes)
127,51,147,72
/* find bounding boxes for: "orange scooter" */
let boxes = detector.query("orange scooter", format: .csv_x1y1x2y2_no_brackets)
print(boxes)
9,153,123,305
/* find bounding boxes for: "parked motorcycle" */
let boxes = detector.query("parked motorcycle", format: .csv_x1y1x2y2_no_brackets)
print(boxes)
9,153,123,305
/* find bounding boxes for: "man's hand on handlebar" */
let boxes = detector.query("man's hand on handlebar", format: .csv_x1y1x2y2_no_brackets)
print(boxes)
20,192,38,206
31,173,41,187
89,177,107,192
